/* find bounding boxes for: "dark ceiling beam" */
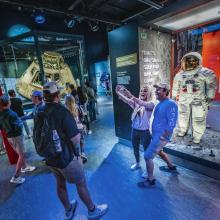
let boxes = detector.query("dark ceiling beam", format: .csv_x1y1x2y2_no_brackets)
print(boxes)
0,0,120,25
87,0,110,11
122,7,154,23
68,0,83,10
105,3,130,13
137,0,163,9
140,0,215,24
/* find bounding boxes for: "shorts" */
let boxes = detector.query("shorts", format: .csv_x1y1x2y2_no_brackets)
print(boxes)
144,133,168,159
50,157,85,184
8,135,25,155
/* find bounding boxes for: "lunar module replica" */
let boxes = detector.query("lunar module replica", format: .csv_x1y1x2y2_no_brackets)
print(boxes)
16,51,77,99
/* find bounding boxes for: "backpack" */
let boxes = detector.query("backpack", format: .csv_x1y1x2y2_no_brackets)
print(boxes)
33,106,79,169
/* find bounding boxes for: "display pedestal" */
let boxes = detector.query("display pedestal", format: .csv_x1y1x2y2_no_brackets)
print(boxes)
164,145,220,181
118,138,220,181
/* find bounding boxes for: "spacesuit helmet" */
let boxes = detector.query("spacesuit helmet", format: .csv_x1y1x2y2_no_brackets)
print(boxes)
181,52,202,71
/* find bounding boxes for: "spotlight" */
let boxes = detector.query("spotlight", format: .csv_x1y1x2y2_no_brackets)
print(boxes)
64,18,76,28
89,21,99,32
33,9,46,24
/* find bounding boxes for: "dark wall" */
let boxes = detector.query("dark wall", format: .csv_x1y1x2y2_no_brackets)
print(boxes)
0,7,109,79
108,22,140,140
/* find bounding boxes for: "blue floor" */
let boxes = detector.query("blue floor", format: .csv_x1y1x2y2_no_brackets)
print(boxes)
0,96,220,220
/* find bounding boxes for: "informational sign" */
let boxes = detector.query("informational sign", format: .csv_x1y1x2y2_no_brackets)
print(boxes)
116,53,137,68
116,71,131,85
141,50,161,86
138,28,171,88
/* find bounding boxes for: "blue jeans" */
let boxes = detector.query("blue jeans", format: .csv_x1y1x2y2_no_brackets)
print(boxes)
131,128,151,163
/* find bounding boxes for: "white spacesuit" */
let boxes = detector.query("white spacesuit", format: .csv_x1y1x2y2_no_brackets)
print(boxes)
172,52,217,144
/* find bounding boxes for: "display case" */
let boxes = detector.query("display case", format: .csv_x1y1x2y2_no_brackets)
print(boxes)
0,30,87,100
164,21,220,177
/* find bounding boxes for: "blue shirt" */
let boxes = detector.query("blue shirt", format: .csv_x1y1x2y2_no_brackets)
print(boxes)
21,102,45,121
152,98,178,140
0,109,23,137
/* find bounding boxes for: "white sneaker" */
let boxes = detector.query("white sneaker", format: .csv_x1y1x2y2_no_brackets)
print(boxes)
88,204,108,219
88,130,92,135
64,200,77,220
21,165,36,173
130,163,141,171
10,176,25,184
141,171,147,179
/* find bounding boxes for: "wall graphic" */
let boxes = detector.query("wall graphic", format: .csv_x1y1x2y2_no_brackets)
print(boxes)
139,27,171,89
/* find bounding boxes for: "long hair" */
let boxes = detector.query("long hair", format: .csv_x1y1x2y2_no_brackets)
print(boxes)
139,85,153,101
65,94,78,118
77,86,88,104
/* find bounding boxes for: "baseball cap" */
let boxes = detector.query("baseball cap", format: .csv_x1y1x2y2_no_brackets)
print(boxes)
32,90,43,97
43,81,63,94
153,82,170,91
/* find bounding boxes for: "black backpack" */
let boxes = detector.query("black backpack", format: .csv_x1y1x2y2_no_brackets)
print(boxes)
33,106,79,169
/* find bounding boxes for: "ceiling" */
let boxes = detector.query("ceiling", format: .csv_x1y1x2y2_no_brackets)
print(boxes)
0,0,215,29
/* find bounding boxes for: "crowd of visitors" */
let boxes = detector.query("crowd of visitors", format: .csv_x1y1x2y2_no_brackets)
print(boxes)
0,79,179,218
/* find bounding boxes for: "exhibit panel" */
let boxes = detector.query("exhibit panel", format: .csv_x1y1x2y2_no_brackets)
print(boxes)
108,22,140,141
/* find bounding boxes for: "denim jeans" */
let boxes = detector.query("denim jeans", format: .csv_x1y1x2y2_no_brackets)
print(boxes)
131,128,151,163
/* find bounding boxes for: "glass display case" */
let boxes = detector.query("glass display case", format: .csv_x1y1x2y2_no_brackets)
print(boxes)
0,30,87,100
165,21,220,168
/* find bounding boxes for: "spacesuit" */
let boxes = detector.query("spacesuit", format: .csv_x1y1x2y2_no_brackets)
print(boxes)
172,52,217,144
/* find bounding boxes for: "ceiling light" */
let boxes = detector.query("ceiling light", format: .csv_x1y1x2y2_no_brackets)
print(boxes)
64,18,76,28
89,21,99,32
137,0,163,9
155,0,220,31
32,9,46,24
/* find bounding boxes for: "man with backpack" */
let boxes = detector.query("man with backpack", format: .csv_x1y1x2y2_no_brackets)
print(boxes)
33,81,108,220
0,95,36,184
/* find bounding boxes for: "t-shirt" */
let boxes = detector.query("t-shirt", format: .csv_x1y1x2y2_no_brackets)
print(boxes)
131,104,152,130
10,97,24,117
44,102,79,140
152,98,178,140
0,109,23,137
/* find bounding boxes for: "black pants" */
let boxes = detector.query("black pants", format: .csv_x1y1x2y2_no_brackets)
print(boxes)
131,128,151,163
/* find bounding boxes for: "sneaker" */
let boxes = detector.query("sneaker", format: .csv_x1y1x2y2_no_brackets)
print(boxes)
130,163,141,171
21,165,36,173
81,153,88,164
141,171,147,179
159,166,177,172
137,179,156,188
64,200,77,220
88,204,108,219
10,176,25,184
88,130,92,135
